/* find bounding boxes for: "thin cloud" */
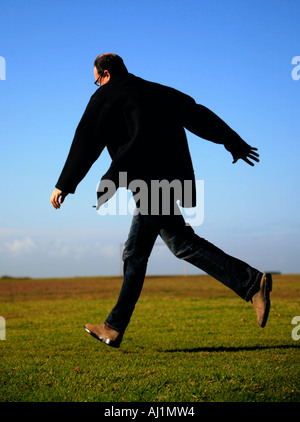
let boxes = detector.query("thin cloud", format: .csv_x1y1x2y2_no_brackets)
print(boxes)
5,237,37,254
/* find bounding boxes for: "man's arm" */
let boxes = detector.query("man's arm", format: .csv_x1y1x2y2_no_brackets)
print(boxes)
183,102,259,166
51,97,107,209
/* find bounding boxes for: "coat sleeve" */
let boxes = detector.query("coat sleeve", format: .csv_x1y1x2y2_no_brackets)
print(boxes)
182,98,252,160
55,97,107,193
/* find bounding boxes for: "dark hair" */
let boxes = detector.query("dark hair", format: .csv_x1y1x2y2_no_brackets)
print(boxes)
94,53,128,77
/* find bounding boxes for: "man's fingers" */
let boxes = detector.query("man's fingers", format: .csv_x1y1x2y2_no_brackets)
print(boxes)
51,195,60,209
242,157,255,166
248,154,260,162
50,191,61,209
232,146,260,166
50,190,68,209
233,156,256,166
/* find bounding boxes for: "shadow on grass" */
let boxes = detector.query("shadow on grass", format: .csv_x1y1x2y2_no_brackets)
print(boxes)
165,344,300,353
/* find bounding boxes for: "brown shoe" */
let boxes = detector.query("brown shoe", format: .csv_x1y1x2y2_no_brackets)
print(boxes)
84,323,123,348
251,273,272,328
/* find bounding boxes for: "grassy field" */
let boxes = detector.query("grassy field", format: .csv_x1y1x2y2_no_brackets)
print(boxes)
0,274,299,403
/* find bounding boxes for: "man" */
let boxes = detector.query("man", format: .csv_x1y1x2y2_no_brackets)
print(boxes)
50,53,272,349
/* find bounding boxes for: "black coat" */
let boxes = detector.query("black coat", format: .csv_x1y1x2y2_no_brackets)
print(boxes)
56,73,251,208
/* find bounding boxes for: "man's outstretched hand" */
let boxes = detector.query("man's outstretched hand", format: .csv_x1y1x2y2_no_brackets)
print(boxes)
50,189,69,209
232,147,259,166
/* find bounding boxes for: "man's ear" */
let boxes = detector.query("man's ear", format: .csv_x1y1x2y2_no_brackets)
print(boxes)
103,70,111,80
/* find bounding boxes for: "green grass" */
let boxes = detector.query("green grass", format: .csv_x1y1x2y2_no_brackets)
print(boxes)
0,275,299,402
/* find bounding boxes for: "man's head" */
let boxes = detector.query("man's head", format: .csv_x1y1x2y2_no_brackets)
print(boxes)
94,53,128,86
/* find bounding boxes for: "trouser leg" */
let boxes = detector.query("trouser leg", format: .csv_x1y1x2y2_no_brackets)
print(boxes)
158,213,262,301
105,208,262,333
105,214,158,333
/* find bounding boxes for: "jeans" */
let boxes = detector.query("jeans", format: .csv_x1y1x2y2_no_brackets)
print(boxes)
105,210,262,333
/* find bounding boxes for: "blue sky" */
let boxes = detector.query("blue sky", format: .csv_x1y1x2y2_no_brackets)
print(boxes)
0,0,299,278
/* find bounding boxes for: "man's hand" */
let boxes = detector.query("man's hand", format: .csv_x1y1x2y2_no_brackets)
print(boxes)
50,189,69,209
232,147,260,167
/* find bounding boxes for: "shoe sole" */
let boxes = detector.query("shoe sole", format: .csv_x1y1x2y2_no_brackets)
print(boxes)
83,325,122,348
261,273,273,328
